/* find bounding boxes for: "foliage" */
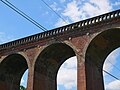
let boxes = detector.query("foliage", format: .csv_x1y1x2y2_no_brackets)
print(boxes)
20,85,26,90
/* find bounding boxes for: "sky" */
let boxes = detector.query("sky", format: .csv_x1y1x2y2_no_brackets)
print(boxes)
0,0,120,90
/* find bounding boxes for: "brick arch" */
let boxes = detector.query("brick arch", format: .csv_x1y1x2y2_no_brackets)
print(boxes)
0,53,28,90
33,42,77,90
33,41,78,65
85,28,120,90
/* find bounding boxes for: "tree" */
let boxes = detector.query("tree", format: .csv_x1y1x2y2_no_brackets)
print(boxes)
20,85,26,90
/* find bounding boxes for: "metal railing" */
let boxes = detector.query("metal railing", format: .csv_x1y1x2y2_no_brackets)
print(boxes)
0,9,120,50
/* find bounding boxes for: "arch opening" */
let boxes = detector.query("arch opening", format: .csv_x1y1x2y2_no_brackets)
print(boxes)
103,48,120,90
0,54,28,90
85,28,120,90
33,43,76,90
57,56,77,90
20,69,28,90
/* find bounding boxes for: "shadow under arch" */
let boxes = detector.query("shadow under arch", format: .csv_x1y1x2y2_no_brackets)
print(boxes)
0,53,28,90
85,28,120,90
33,43,76,90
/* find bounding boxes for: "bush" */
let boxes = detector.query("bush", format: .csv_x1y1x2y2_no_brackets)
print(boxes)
20,85,26,90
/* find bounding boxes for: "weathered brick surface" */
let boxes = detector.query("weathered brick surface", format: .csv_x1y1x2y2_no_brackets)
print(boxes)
0,10,120,90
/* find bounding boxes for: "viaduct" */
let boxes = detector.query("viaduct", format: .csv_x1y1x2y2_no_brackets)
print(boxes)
0,9,120,90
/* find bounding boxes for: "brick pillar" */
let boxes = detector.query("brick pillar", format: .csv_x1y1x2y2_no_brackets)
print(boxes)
77,54,104,90
85,55,104,90
77,54,86,90
26,66,34,90
33,72,56,90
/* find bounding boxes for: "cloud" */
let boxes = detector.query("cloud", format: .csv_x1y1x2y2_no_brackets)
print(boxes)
89,0,112,13
55,0,113,27
55,18,69,27
57,56,77,90
20,78,25,85
62,56,77,69
103,48,120,89
0,32,14,44
106,80,120,90
112,1,120,6
50,2,61,11
62,1,82,22
82,0,112,17
60,0,66,3
103,48,120,76
20,69,28,87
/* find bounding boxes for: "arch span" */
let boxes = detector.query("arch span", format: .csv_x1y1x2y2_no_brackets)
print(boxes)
33,43,76,90
85,28,120,90
0,53,28,90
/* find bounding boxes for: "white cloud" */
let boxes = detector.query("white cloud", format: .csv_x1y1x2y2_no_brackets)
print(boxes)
112,1,120,6
60,0,66,3
20,78,25,85
20,69,28,87
57,86,59,90
57,56,77,90
62,1,82,22
106,80,120,90
58,68,77,89
63,56,77,69
50,2,61,11
55,0,113,27
0,32,13,44
55,18,68,27
89,0,112,14
103,48,120,76
103,48,120,89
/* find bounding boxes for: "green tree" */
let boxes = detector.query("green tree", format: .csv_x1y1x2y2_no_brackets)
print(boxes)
20,85,26,90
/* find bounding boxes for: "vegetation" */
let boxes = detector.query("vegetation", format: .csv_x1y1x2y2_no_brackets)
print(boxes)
20,85,26,90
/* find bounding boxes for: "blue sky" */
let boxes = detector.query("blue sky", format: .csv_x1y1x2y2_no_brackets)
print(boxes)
103,48,120,90
0,0,120,90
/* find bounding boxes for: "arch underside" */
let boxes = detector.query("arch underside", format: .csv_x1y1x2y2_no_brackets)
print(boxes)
33,43,76,90
1,28,120,90
0,54,28,90
85,28,120,90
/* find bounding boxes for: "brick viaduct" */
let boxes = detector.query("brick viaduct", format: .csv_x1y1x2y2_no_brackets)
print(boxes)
0,9,120,90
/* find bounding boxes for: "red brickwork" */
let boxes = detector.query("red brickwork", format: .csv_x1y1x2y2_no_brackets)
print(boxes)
0,10,120,90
